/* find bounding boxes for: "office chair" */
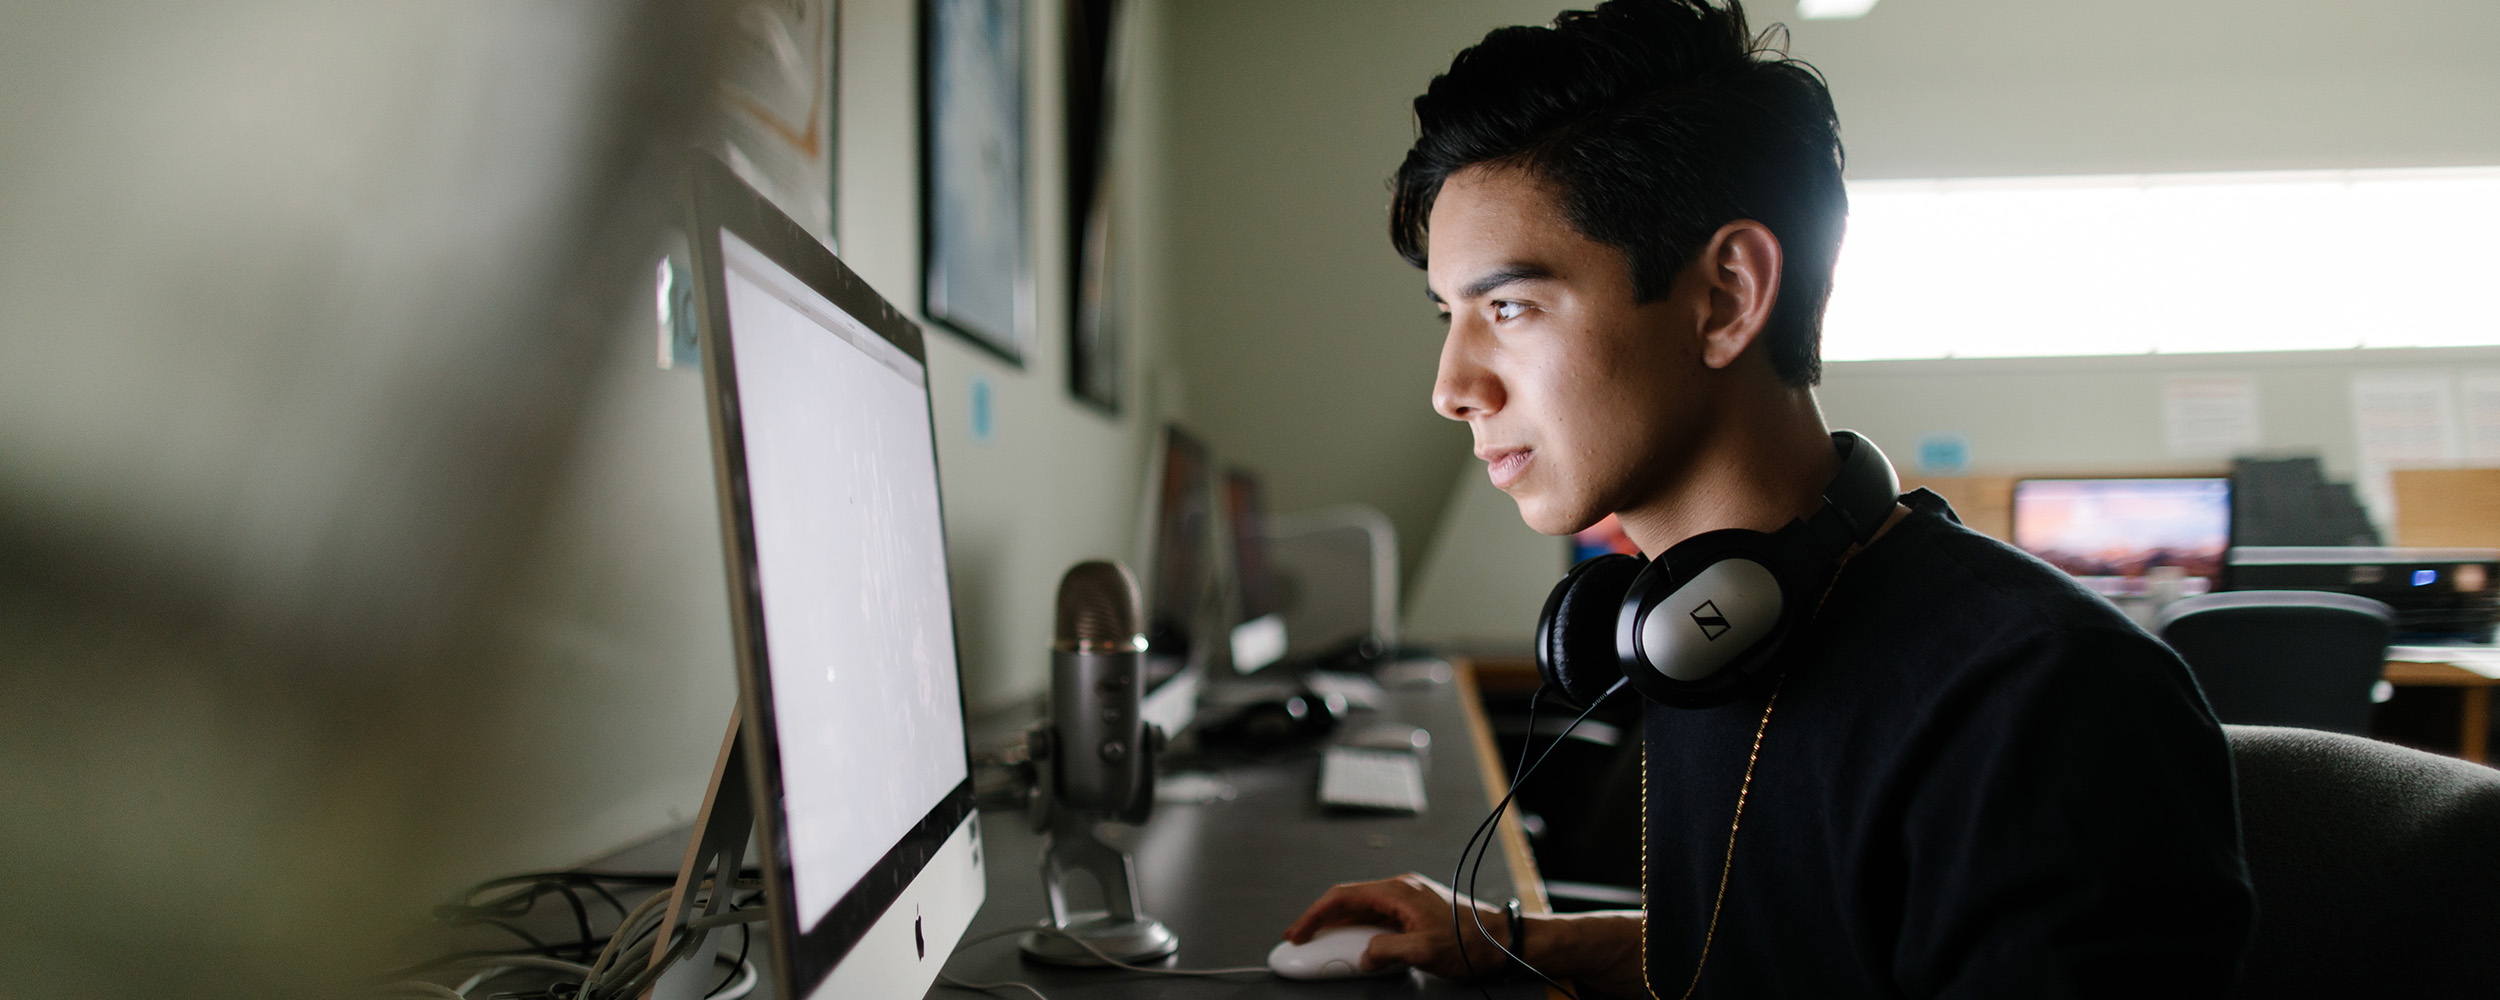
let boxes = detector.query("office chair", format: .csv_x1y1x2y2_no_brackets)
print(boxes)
2225,725,2500,998
2156,590,2394,734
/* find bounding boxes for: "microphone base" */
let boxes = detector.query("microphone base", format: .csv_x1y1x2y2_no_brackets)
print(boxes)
1018,912,1180,966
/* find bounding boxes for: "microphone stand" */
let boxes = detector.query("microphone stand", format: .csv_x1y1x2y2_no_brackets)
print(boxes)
1018,722,1178,965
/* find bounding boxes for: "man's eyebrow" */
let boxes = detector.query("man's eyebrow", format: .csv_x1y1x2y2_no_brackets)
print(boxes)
1454,264,1554,302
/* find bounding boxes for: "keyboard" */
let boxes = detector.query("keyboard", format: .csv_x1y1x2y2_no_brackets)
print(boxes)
1318,746,1427,814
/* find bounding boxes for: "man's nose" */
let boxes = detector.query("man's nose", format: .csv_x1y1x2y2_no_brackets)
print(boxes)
1431,317,1502,422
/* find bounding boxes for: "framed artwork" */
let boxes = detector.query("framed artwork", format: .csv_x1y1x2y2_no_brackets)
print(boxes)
1065,0,1125,413
661,0,838,371
921,0,1030,364
718,0,839,246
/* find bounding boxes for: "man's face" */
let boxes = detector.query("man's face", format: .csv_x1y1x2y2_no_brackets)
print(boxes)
1427,165,1710,536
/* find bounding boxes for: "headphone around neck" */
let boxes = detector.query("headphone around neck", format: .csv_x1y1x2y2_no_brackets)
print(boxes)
1534,430,1901,710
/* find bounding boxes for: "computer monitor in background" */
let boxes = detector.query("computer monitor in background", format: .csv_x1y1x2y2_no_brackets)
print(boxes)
2012,477,2233,597
1570,513,1640,568
1221,467,1288,672
1145,425,1215,667
688,158,979,999
1136,425,1215,735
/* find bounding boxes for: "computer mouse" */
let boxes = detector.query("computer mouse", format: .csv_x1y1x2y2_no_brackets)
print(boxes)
1267,924,1406,980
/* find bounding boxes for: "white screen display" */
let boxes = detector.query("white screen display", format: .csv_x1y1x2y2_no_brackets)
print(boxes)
720,232,967,933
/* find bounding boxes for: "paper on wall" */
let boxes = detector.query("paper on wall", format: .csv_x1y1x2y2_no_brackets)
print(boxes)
2162,374,2260,457
2350,371,2463,533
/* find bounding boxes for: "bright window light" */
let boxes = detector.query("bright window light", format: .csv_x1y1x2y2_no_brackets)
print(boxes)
1820,168,2500,361
1798,0,1882,19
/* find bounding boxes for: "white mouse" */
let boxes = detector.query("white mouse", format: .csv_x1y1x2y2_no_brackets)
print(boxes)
1267,924,1406,980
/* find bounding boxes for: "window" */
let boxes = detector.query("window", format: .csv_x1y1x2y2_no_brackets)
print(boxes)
1821,167,2500,361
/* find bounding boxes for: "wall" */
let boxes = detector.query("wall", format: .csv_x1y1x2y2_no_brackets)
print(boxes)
1789,0,2500,179
1157,0,1540,583
1821,348,2500,489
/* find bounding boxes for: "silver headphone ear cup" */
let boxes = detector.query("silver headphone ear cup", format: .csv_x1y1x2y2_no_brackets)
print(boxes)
1632,557,1784,682
1616,530,1807,708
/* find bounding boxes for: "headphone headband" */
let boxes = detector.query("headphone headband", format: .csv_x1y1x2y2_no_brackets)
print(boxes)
1800,430,1901,558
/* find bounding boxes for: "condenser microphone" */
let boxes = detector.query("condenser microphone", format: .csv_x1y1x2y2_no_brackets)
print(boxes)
1023,560,1178,965
1048,560,1152,815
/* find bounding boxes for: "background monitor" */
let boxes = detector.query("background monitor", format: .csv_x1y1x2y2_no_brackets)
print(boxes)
1222,468,1276,625
1220,467,1288,672
1570,513,1640,568
2012,477,2232,597
1145,424,1215,665
689,158,980,999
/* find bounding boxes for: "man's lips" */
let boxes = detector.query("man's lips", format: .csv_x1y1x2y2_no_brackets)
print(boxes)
1480,447,1532,489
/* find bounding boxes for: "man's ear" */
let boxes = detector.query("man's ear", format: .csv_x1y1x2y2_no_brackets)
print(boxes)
1695,220,1783,371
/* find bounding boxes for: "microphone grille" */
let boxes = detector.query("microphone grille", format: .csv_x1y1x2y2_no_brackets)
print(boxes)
1055,560,1142,651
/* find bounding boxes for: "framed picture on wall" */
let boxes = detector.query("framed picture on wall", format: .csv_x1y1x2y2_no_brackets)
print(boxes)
921,0,1030,364
719,0,839,246
1065,0,1124,413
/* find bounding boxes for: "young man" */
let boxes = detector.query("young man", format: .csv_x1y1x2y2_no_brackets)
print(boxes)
1280,1,2254,995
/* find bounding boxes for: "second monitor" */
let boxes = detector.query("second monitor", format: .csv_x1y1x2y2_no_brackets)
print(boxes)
2011,476,2232,597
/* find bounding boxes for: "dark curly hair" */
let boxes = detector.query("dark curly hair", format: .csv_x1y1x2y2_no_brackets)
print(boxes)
1390,0,1845,386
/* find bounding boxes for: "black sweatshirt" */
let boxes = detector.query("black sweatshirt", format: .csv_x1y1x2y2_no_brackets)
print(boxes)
1638,490,2254,998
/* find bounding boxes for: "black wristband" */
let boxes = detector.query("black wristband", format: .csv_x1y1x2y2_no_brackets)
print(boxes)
1504,897,1526,968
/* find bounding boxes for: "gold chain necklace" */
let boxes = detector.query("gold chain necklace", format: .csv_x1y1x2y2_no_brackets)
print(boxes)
1643,543,1864,1000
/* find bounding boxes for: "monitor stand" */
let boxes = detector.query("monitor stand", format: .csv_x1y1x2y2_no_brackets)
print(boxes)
648,710,754,1000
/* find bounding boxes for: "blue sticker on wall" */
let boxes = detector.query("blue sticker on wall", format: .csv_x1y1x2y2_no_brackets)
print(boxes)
656,248,700,370
1916,433,1970,476
970,377,995,443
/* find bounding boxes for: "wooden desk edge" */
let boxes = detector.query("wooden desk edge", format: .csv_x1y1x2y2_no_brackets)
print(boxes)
1453,660,1550,915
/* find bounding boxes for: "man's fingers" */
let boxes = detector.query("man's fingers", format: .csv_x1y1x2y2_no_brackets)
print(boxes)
1284,887,1397,942
1361,929,1433,972
1283,878,1434,942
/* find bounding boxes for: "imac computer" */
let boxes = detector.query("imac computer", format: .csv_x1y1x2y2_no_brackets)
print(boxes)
1220,467,1289,672
1136,424,1215,737
2011,477,2232,597
685,157,980,998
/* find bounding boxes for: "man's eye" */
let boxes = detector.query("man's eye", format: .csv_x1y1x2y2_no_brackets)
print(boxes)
1493,301,1526,321
1435,311,1452,325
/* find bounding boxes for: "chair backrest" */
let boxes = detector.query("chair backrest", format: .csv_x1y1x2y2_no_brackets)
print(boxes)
2225,725,2500,998
2156,590,2393,733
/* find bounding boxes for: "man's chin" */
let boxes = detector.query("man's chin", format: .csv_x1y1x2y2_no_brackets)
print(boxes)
1507,493,1591,538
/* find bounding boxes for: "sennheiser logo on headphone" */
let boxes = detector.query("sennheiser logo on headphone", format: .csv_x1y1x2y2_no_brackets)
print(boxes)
1690,601,1732,641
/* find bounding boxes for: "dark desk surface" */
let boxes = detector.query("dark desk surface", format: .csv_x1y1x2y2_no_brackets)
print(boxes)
930,663,1545,999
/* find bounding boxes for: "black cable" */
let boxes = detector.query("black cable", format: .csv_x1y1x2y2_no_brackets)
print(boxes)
478,918,550,954
1452,683,1543,990
1451,678,1624,1000
705,922,752,998
546,882,596,961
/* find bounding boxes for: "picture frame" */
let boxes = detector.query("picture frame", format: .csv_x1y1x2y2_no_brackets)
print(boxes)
921,0,1031,364
1065,0,1125,413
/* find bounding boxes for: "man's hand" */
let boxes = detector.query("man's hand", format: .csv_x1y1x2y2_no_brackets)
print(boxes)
1280,872,1515,980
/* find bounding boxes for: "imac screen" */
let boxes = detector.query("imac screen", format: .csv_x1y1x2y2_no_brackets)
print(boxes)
2012,477,2231,596
719,231,967,934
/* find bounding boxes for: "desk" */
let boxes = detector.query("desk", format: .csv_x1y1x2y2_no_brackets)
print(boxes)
931,663,1548,999
2382,658,2494,764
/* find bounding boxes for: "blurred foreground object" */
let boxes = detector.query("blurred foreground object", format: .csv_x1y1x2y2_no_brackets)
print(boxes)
0,3,733,997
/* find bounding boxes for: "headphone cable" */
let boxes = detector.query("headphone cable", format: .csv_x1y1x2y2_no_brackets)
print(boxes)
1451,676,1627,1000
